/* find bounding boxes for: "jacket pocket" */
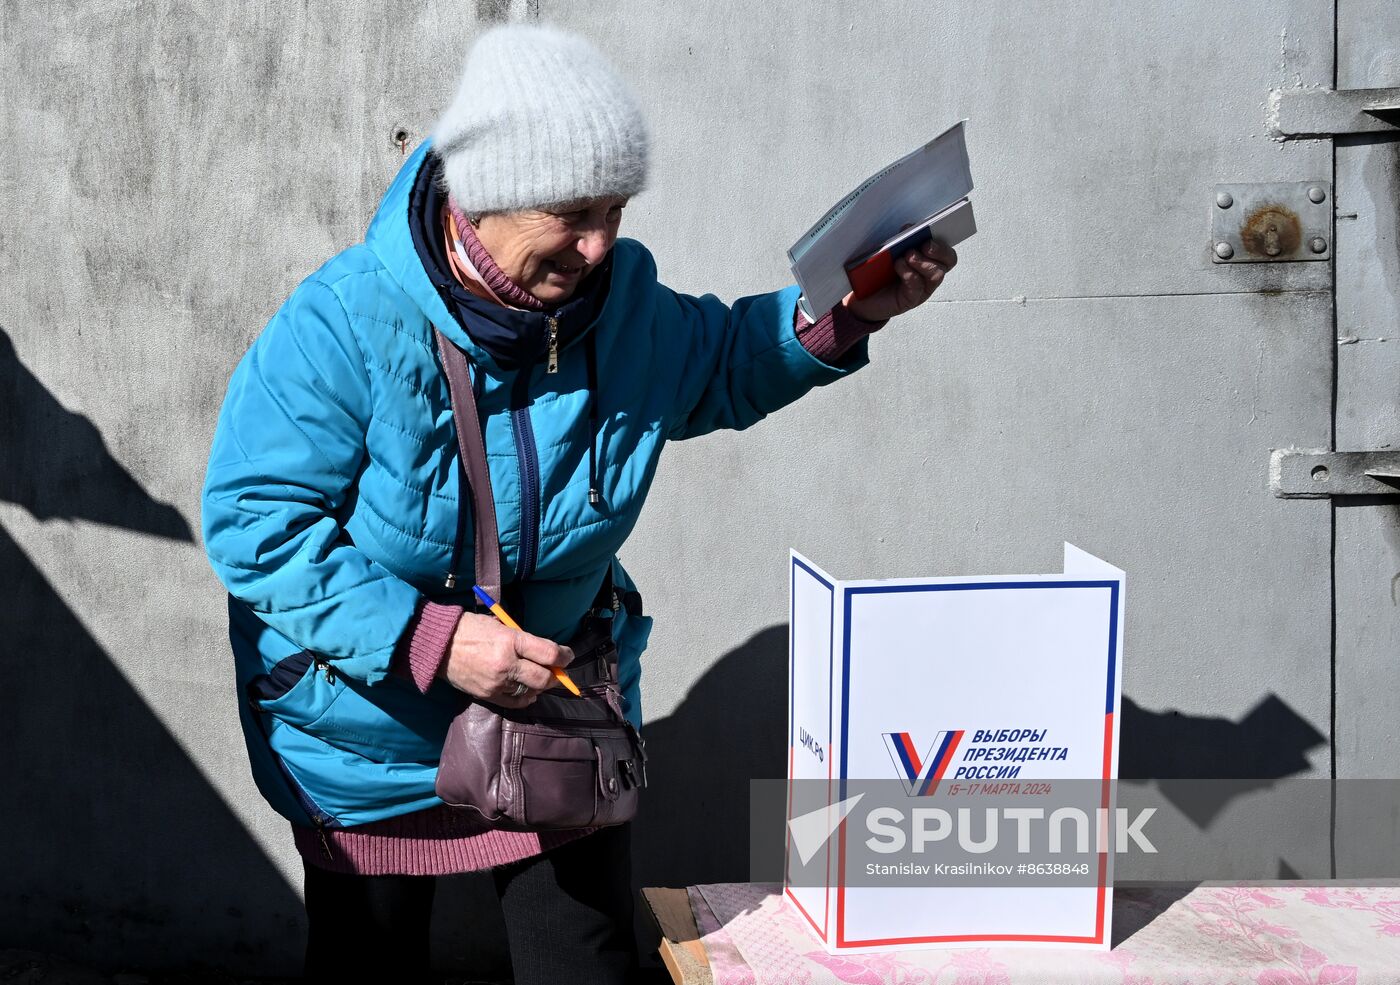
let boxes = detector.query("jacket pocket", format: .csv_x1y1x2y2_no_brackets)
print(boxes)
247,650,344,731
245,657,344,831
248,650,314,702
264,718,440,828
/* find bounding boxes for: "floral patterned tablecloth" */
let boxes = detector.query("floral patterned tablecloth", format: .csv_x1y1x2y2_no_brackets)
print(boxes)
689,882,1400,985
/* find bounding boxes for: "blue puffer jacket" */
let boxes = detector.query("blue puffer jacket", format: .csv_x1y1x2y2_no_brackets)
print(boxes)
201,141,869,829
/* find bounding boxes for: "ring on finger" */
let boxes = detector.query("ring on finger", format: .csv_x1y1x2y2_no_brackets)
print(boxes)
509,681,528,698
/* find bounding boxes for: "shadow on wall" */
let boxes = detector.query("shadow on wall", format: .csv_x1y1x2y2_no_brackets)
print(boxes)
1119,694,1327,827
0,326,303,973
0,330,190,536
633,625,1328,891
633,625,791,892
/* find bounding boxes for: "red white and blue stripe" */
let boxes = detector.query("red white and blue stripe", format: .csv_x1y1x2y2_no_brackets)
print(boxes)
882,729,964,796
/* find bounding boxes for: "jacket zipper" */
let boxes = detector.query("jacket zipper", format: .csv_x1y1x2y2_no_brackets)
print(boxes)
511,403,541,581
511,312,557,583
289,776,337,861
273,743,338,860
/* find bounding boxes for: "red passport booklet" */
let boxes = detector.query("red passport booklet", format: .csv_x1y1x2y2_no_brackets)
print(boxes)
844,198,977,299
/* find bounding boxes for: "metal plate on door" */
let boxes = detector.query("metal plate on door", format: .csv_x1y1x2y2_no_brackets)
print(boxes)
1211,182,1332,262
1271,449,1400,498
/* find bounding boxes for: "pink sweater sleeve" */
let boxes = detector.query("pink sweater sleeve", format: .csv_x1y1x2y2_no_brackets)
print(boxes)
796,301,888,364
391,601,464,694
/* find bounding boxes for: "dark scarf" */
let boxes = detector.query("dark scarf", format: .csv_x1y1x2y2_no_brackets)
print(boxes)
408,152,613,373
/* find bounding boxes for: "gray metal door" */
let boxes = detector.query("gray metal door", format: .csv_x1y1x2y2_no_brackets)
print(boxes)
1328,0,1400,877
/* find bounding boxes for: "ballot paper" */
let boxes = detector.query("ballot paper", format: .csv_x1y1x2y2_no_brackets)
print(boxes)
790,121,975,320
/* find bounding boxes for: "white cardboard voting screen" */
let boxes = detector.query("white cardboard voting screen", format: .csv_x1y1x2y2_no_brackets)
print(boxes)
786,545,1125,952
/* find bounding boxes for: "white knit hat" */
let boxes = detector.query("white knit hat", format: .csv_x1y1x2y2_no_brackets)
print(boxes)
433,23,649,214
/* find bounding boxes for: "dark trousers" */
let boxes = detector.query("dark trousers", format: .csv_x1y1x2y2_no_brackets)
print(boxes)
302,823,638,985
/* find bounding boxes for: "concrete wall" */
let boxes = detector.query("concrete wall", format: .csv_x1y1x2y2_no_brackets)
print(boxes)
1,0,1389,976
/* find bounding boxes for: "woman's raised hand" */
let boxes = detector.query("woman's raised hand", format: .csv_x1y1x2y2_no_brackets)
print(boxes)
443,612,575,708
842,239,958,323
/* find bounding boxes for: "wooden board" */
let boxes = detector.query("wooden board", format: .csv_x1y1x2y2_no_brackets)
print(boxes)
641,887,713,985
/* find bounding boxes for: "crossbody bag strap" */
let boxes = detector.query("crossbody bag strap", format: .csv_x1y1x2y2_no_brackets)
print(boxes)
434,328,501,601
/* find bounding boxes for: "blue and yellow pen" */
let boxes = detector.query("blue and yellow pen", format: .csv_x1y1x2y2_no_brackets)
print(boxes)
473,585,582,697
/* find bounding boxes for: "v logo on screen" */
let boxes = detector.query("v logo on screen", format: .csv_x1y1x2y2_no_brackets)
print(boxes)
883,729,964,796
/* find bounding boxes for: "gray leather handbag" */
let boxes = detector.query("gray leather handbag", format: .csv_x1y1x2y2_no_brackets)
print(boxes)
432,328,647,830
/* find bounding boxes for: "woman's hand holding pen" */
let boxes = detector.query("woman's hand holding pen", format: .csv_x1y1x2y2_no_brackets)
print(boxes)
442,612,575,708
843,239,958,323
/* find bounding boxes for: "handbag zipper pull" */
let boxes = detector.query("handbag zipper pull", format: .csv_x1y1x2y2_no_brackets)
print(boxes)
445,573,457,589
546,316,559,374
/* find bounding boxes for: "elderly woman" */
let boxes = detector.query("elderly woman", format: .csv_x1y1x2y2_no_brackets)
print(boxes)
202,22,954,985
